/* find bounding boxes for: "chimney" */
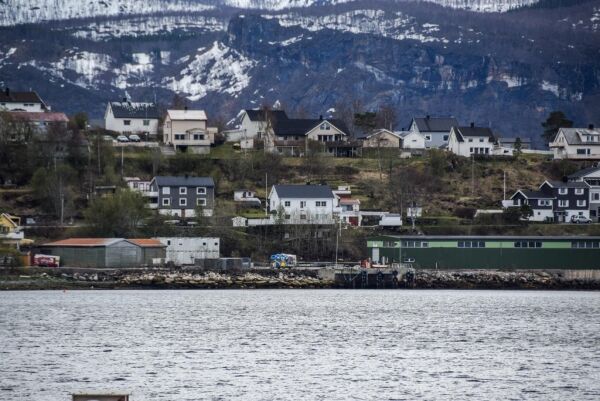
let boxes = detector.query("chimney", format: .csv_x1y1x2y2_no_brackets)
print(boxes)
470,122,475,128
319,115,323,120
5,87,9,96
184,105,188,111
589,124,595,130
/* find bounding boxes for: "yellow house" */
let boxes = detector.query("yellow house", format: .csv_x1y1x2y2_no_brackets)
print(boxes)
0,213,30,249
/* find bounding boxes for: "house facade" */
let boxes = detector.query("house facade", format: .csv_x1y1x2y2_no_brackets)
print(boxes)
104,101,159,137
568,165,600,221
6,111,69,141
448,124,496,157
549,126,600,159
148,176,215,218
399,131,426,150
269,184,336,224
509,180,590,222
0,89,46,112
362,129,401,148
225,109,289,143
409,116,459,149
163,109,215,154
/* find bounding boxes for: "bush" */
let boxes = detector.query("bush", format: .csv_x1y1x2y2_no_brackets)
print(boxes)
455,207,476,220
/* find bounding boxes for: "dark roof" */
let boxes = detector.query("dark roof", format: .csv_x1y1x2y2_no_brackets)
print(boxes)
454,126,495,142
567,166,600,179
511,190,553,199
0,90,45,105
109,102,159,119
273,118,349,137
153,176,214,187
412,117,458,132
245,109,289,122
273,184,334,199
543,180,589,189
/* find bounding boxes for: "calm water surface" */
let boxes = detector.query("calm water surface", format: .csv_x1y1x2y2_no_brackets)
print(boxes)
0,290,599,400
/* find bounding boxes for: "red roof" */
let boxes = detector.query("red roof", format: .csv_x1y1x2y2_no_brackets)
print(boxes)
43,238,121,247
128,239,165,247
9,111,69,123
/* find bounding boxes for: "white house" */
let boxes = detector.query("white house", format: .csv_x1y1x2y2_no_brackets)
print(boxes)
549,125,600,160
163,109,216,154
124,177,152,193
409,116,459,149
448,124,496,157
399,131,426,150
155,237,220,265
269,184,336,224
225,109,289,144
104,101,159,137
0,88,46,112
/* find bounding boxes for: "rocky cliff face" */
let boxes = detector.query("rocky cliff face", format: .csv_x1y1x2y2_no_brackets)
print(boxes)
0,0,598,142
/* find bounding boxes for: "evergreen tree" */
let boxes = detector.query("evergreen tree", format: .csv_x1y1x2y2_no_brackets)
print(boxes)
541,111,573,145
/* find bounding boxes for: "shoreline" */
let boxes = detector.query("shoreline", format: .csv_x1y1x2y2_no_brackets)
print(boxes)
2,267,600,291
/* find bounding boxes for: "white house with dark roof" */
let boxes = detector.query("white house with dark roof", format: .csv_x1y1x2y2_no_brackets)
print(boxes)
409,116,459,149
225,109,290,143
549,125,600,160
448,124,497,157
148,176,215,218
0,88,46,112
268,184,337,224
104,101,159,137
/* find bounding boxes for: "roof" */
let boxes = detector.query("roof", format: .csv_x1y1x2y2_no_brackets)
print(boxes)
0,90,45,105
127,238,166,248
244,109,289,122
412,116,459,133
43,238,125,247
273,184,334,199
153,176,214,187
453,126,495,142
109,102,159,119
373,235,600,240
365,129,402,139
554,127,600,145
568,166,600,179
9,111,69,123
166,109,207,121
339,199,361,205
511,190,553,200
543,180,589,189
273,118,349,137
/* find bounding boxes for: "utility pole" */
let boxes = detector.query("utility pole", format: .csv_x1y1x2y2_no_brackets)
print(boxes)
471,155,475,196
265,173,268,217
121,146,124,177
335,218,341,269
503,170,507,201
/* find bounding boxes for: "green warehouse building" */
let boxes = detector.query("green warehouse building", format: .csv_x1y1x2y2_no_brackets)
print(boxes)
367,235,600,270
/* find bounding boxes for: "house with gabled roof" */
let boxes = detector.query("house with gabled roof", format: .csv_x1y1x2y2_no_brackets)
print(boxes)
362,129,401,148
409,115,459,149
549,125,600,160
268,184,337,224
448,123,497,157
568,165,600,221
104,100,159,138
148,176,215,218
0,88,47,112
225,108,289,143
163,108,216,154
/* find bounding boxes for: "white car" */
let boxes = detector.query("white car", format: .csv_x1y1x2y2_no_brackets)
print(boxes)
128,134,141,142
571,215,592,224
116,135,129,142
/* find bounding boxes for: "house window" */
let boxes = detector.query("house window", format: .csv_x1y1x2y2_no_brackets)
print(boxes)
577,200,587,207
284,201,291,207
425,135,431,141
193,134,205,140
316,201,327,207
175,134,185,140
143,119,150,126
124,120,131,126
179,198,187,207
197,187,206,195
558,188,568,195
468,138,473,142
575,188,584,195
166,121,171,128
162,187,170,195
558,200,569,207
197,198,207,206
179,187,187,195
479,138,484,142
162,198,170,206
300,215,307,220
469,147,473,153
300,201,306,208
593,193,600,201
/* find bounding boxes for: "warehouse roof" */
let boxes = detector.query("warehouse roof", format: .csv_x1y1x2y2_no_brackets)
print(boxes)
43,238,125,247
128,239,166,247
273,184,334,199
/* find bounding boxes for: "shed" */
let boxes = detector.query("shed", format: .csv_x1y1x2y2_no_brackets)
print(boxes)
128,239,167,265
156,237,220,265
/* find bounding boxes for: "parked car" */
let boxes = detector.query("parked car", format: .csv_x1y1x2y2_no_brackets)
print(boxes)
102,135,114,142
571,215,592,224
116,135,129,142
128,134,141,142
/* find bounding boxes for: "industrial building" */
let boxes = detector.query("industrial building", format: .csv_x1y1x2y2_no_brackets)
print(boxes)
40,238,165,268
156,237,220,265
367,235,600,269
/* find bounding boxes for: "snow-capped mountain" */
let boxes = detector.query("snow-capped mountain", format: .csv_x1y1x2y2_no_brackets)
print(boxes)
0,0,598,141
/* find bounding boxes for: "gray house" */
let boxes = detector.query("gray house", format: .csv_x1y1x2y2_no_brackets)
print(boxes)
149,176,215,218
409,116,459,149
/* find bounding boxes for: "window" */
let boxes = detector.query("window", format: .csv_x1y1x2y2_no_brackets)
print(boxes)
577,200,587,207
175,134,185,140
425,135,432,141
575,188,584,195
285,214,291,219
468,138,473,142
538,200,551,206
162,187,170,195
197,198,206,206
576,149,589,155
558,200,569,207
300,201,306,208
316,201,327,207
143,119,150,126
593,193,600,201
572,241,600,248
458,241,485,248
443,135,448,141
197,187,206,195
162,198,170,206
558,188,568,195
284,201,291,207
516,241,543,248
193,134,205,140
179,187,187,195
479,138,484,142
179,198,187,207
166,121,171,128
469,147,473,153
300,215,307,220
124,120,131,126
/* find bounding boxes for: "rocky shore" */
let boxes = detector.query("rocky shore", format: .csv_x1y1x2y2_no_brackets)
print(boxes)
1,267,599,290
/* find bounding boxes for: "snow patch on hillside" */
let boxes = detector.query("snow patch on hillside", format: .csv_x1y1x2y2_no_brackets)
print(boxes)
112,53,154,89
541,80,560,97
163,41,257,101
0,47,17,67
70,15,226,41
0,0,213,26
421,0,538,12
